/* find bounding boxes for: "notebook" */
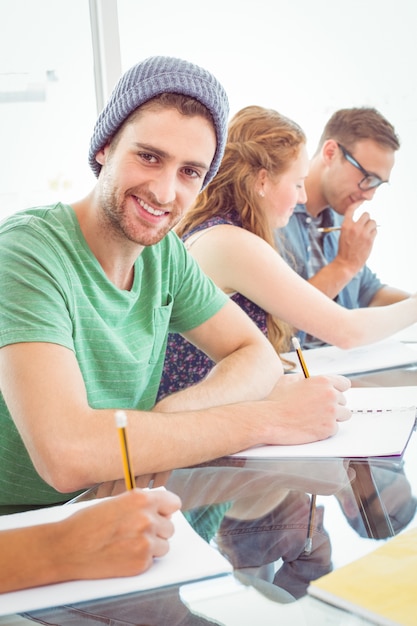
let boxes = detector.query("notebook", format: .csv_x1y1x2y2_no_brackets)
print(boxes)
0,497,233,616
308,525,417,626
231,386,417,459
391,322,417,343
282,339,417,376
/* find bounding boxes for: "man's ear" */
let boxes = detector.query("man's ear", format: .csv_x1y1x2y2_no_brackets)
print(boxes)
95,145,109,166
321,139,339,166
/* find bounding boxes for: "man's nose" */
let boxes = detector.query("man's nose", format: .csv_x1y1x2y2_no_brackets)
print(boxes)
150,170,177,206
360,187,378,202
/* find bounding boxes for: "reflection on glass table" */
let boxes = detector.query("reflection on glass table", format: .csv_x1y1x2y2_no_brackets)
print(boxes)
4,365,417,625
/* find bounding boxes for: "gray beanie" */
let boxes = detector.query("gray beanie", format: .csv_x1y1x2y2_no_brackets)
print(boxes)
88,55,229,189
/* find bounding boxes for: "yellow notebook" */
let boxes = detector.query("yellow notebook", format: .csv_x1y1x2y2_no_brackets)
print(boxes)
308,526,417,626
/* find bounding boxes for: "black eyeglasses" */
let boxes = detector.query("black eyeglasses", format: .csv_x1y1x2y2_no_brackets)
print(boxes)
337,143,386,191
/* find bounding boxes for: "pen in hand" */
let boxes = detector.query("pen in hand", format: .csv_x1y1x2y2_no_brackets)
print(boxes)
316,226,342,233
291,337,315,554
115,410,135,491
317,224,381,233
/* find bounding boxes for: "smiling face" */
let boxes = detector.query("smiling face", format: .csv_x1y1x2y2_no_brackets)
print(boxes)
94,106,217,248
320,138,395,216
259,143,309,229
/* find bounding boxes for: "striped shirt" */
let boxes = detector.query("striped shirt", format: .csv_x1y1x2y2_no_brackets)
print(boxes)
0,203,227,512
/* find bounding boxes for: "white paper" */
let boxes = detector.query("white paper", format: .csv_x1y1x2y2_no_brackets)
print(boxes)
231,386,417,459
0,498,232,616
282,339,417,376
390,322,417,343
345,385,417,411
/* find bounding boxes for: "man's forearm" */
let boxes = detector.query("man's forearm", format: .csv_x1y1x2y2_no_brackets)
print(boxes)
307,258,357,299
155,340,282,412
368,285,410,307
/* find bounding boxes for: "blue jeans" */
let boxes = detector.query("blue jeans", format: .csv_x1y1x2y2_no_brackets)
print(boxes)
215,490,332,599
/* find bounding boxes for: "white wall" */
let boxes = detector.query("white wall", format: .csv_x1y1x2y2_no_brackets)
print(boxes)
0,0,97,214
1,0,416,292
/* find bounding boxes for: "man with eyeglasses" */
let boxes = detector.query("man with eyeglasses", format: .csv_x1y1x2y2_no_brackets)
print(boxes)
274,107,410,348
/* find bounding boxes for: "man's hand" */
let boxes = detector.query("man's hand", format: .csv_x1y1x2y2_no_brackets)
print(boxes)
336,206,378,275
263,373,351,445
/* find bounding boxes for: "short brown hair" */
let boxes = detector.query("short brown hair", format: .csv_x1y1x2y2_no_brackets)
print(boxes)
316,107,400,153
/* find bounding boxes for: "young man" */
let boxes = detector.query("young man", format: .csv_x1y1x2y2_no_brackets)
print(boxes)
0,56,350,513
276,107,410,348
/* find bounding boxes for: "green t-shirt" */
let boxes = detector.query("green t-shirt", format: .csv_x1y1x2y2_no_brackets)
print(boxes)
0,203,228,512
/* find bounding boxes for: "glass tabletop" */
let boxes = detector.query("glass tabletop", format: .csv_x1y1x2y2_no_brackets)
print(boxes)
5,365,417,625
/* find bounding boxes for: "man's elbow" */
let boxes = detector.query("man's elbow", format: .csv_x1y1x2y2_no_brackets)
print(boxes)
30,445,93,494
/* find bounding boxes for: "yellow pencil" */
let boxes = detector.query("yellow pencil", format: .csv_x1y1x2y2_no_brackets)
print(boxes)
291,337,315,554
316,226,342,233
291,336,310,378
317,224,380,234
115,410,135,491
305,494,317,555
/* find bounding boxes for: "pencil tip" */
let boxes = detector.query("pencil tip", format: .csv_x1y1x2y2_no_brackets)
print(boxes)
303,538,313,555
292,336,301,350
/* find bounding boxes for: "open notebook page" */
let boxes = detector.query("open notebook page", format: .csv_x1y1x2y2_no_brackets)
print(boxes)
231,386,417,460
0,496,232,616
282,339,417,376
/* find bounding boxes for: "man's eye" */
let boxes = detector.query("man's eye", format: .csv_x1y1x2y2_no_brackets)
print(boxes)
183,167,201,179
140,153,157,163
